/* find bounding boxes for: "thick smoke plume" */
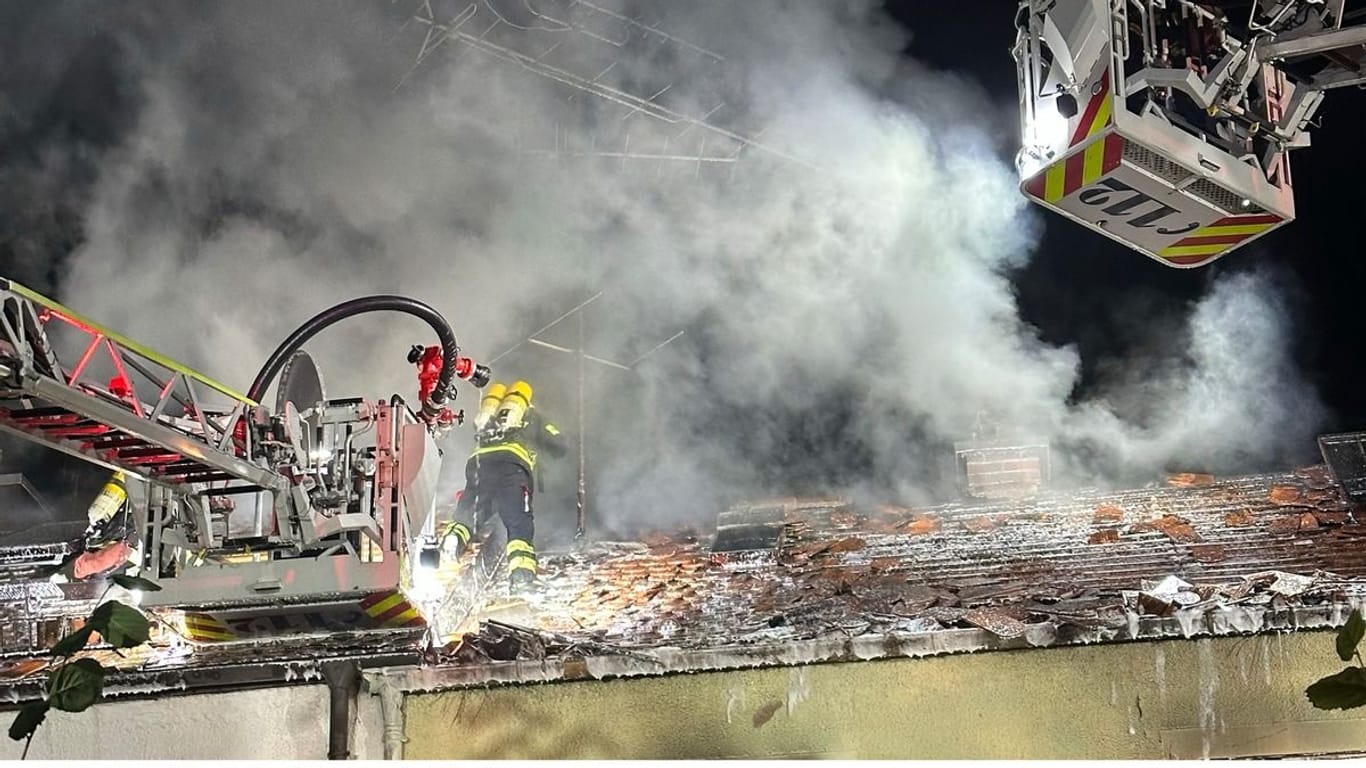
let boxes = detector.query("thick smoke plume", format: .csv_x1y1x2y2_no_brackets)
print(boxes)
0,0,1325,540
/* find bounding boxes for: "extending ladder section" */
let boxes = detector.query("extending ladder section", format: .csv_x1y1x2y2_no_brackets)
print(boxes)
0,278,280,492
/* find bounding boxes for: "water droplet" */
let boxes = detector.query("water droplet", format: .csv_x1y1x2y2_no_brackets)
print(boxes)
786,666,811,715
1155,646,1167,703
726,683,743,724
1197,639,1219,760
1176,609,1202,638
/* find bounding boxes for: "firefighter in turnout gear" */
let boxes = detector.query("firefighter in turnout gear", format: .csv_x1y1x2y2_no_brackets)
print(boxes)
442,380,566,591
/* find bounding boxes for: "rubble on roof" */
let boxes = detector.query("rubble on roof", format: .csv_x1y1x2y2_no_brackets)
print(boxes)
423,467,1366,685
0,466,1363,697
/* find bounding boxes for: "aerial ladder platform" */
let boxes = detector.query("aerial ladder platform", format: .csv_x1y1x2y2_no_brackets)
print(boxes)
0,277,489,645
1014,0,1366,267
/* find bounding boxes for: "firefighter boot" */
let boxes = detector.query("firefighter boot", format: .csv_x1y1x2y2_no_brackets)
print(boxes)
507,539,537,593
508,567,536,593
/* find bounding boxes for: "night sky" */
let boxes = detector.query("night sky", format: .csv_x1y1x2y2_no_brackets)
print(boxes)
892,0,1366,430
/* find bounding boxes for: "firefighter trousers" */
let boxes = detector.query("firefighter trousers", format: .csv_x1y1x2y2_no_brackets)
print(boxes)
451,453,535,574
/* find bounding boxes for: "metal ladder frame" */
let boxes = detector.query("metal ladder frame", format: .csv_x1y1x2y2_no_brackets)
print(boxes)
0,278,281,492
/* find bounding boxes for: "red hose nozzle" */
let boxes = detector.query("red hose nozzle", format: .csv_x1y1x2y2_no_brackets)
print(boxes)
453,356,491,388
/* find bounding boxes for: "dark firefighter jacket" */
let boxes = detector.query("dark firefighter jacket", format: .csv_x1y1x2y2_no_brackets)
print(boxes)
470,408,567,477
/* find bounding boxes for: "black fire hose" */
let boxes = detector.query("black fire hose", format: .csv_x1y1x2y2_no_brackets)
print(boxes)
246,295,489,414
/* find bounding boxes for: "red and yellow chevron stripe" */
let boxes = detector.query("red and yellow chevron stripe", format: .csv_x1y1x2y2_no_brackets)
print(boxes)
1158,213,1283,265
359,591,426,628
1025,133,1124,204
182,613,234,643
1069,70,1113,148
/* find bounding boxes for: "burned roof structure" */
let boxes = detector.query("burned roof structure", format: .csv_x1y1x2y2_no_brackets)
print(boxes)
410,465,1366,689
0,457,1364,711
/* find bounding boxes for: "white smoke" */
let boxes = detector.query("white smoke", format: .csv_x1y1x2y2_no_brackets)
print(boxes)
7,0,1326,538
1051,267,1325,484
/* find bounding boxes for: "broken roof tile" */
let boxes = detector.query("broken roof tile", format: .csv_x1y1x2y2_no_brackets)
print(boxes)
1269,485,1305,504
1088,529,1120,545
1267,511,1320,534
963,515,1002,534
825,537,867,554
962,607,1029,639
410,468,1366,676
1167,472,1216,487
1130,514,1202,543
1093,505,1125,523
1313,509,1351,526
905,516,941,535
1189,544,1227,563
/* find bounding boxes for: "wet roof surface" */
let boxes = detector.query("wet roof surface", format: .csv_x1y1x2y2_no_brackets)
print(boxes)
0,467,1363,696
425,467,1366,676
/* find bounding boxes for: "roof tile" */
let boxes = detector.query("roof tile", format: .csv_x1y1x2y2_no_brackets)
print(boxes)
432,468,1366,666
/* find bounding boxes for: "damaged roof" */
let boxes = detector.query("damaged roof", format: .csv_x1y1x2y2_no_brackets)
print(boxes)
416,466,1366,689
0,467,1364,699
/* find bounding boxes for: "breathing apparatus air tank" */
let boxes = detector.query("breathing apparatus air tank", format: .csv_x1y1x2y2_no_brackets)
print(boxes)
87,471,128,525
494,381,533,431
473,382,508,430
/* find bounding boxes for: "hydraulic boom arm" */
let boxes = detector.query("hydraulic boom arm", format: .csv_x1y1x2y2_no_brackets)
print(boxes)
0,278,487,634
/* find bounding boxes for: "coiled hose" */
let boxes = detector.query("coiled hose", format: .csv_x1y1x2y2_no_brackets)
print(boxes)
246,295,481,413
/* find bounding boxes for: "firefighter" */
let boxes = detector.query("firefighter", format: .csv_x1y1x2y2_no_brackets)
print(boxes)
51,471,138,582
441,380,566,591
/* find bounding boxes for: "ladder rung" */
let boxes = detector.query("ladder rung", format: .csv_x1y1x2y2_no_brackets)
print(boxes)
116,451,183,466
157,461,241,482
86,434,148,449
159,462,214,476
200,485,266,496
2,406,74,420
45,424,114,439
175,472,239,484
10,412,81,427
116,446,182,459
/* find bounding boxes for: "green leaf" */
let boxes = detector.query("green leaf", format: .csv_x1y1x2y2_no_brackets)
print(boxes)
1337,608,1365,662
46,658,105,713
7,702,48,741
1306,666,1366,711
48,626,94,657
110,574,161,592
86,601,150,648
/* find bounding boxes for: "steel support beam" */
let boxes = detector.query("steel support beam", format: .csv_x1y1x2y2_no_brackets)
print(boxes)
1312,67,1366,89
1259,25,1366,59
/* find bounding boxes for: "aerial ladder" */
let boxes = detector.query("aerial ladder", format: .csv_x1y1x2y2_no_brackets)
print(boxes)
0,277,489,642
1014,0,1366,267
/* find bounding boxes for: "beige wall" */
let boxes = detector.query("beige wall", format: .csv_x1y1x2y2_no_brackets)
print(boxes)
0,684,386,760
5,631,1364,759
403,632,1366,759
